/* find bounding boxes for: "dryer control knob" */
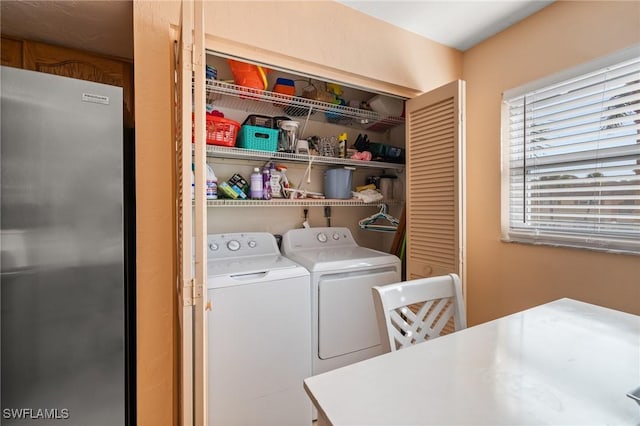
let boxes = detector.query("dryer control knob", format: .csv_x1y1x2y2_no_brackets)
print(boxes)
316,233,328,243
332,233,340,240
227,240,241,251
248,240,257,248
209,243,219,251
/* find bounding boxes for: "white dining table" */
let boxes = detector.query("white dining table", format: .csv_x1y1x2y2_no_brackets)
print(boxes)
304,298,640,425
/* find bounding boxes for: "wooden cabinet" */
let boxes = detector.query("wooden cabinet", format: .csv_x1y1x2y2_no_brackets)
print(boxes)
1,37,134,127
23,41,134,127
1,36,23,68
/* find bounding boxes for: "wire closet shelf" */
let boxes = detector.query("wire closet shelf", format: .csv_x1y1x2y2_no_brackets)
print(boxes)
205,80,405,130
206,145,404,170
200,199,404,208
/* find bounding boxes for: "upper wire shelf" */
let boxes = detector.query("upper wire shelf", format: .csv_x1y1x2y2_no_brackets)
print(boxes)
205,80,405,131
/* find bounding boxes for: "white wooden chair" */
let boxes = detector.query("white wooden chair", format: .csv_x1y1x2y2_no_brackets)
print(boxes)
372,273,467,353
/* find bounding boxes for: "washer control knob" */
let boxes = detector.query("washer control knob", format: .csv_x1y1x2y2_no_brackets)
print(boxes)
208,243,219,251
227,240,241,251
332,233,340,240
316,233,328,243
248,240,257,248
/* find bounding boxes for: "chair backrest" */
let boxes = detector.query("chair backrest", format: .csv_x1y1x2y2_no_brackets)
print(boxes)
372,273,466,353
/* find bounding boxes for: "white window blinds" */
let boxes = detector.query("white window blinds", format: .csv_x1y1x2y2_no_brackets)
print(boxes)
502,50,640,254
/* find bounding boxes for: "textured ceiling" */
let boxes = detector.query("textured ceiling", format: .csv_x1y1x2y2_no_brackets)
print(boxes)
1,0,133,59
338,0,555,51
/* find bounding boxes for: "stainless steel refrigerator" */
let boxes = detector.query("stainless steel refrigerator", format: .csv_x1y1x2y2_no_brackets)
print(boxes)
1,66,135,425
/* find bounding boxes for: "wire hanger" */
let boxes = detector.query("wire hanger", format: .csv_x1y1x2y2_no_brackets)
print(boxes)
358,204,399,232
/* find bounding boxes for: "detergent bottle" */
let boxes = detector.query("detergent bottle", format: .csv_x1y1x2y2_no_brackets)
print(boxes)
250,167,263,199
262,164,272,200
206,163,218,200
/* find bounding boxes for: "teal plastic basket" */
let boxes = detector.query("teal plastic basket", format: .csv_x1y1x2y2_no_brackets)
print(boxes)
237,125,279,152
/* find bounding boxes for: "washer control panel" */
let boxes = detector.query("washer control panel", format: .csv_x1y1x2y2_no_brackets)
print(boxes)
282,227,356,251
206,233,279,259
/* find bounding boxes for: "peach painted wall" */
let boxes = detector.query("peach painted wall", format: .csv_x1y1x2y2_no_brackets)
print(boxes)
202,1,462,97
133,1,180,425
462,1,640,325
134,1,640,423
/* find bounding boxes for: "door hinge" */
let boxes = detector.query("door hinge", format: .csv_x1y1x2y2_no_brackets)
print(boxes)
182,279,204,307
182,278,194,306
193,280,203,300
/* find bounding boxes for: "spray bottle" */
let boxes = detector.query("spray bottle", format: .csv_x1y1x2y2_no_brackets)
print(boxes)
276,164,290,198
338,133,347,158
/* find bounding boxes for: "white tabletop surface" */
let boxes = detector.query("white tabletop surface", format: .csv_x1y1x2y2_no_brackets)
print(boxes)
304,298,640,425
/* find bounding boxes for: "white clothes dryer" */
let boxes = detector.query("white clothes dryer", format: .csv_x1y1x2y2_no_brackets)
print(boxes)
281,227,400,376
206,232,311,426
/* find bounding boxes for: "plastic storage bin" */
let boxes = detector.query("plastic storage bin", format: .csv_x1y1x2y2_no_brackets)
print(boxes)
237,125,279,152
368,142,405,163
324,167,354,199
368,95,404,117
243,114,275,129
192,115,241,146
273,78,296,107
227,59,268,90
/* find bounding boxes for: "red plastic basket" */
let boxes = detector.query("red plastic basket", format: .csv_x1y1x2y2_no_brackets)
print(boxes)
192,115,240,146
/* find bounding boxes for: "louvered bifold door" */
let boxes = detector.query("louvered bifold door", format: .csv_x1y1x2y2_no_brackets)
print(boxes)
176,0,207,425
406,80,466,289
177,1,194,425
192,1,208,425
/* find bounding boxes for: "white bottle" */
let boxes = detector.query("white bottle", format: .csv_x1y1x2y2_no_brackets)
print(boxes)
206,163,218,200
270,170,282,198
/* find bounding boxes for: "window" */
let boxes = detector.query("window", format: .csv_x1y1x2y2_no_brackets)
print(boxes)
502,47,640,254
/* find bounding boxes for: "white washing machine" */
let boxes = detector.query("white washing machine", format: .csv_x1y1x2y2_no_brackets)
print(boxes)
281,227,401,376
206,232,311,426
